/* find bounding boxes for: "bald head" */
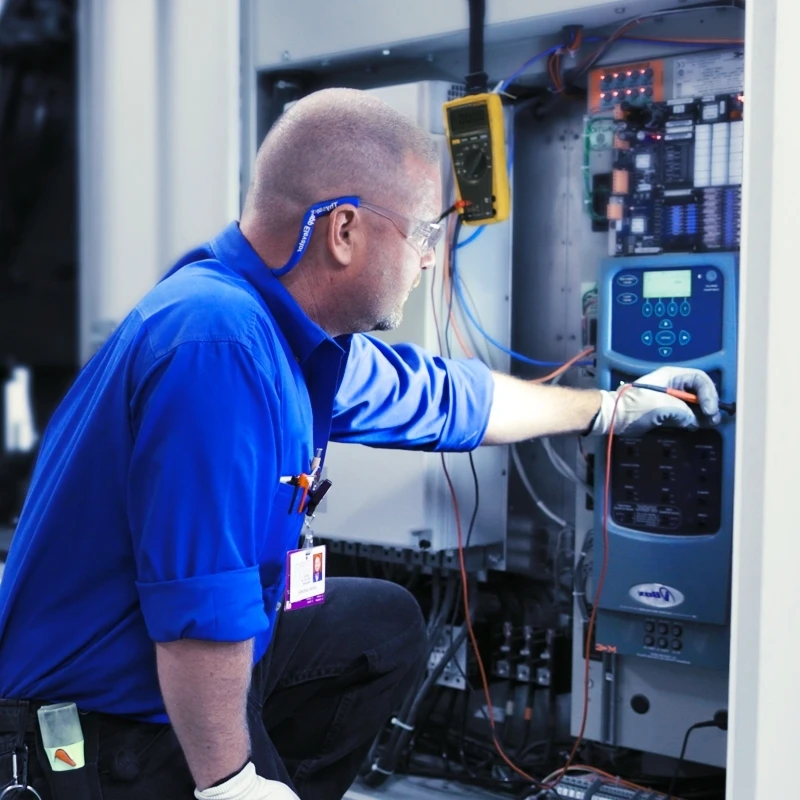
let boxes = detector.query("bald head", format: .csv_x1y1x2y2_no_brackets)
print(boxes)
242,87,440,234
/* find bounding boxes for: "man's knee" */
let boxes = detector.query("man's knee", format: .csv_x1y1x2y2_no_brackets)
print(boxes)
355,579,426,676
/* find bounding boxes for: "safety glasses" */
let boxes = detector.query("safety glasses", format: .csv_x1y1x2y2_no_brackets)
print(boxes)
359,200,444,256
270,196,444,277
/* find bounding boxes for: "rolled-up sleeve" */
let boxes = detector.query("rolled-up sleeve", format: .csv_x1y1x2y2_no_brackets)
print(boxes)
330,334,494,452
128,339,279,643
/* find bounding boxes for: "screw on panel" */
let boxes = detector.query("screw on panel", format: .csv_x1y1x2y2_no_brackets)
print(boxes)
281,50,291,62
614,6,625,13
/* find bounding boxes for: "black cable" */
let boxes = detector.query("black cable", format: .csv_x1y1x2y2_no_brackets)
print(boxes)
668,711,728,799
444,214,461,360
364,601,478,785
365,572,453,772
465,0,488,94
465,451,480,550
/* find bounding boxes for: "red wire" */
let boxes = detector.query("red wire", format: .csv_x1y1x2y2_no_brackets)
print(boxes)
439,387,639,794
543,386,644,791
440,454,541,784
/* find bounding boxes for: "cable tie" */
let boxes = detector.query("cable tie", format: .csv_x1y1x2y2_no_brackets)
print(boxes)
370,763,394,776
390,717,414,732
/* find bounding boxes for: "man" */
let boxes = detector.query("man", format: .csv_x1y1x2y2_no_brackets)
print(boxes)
0,88,719,800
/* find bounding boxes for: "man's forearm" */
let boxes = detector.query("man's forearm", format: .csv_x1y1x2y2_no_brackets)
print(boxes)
481,372,602,445
156,638,253,791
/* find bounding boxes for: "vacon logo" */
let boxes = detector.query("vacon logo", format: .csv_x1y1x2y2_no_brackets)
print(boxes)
629,583,685,609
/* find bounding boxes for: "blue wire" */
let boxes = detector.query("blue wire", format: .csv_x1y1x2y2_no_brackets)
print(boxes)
452,237,593,369
500,47,556,92
456,227,484,248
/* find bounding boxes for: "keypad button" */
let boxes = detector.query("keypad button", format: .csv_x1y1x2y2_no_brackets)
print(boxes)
657,637,668,649
655,331,676,346
641,331,654,346
659,347,673,358
667,301,679,317
658,319,673,330
671,639,683,651
644,636,655,647
617,293,638,305
655,302,666,317
642,302,653,318
680,301,691,317
645,621,655,633
658,622,669,635
672,624,683,637
679,330,691,346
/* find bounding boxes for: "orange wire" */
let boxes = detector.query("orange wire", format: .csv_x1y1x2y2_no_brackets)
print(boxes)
531,347,595,384
431,303,653,793
441,213,476,358
540,387,654,795
545,386,632,787
440,388,653,794
440,454,540,785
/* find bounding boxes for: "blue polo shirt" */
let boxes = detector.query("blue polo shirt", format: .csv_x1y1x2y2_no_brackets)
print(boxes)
0,222,493,722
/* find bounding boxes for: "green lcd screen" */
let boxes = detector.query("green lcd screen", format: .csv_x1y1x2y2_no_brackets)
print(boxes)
642,270,692,299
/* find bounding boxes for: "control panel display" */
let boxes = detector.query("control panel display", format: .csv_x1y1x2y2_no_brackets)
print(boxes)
643,269,691,299
611,266,723,361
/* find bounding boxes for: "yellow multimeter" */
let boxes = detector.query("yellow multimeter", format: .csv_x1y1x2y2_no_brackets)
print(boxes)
443,93,510,226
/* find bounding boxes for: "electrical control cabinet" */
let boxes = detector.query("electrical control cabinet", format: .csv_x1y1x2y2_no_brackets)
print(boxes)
244,0,746,788
575,45,741,770
595,253,738,672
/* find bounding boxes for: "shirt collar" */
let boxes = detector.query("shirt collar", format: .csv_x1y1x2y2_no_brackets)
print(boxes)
209,221,340,365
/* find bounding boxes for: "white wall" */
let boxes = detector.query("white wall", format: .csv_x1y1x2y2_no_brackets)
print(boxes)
77,0,241,362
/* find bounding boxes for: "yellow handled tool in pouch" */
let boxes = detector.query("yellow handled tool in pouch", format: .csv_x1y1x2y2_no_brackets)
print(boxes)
443,92,510,226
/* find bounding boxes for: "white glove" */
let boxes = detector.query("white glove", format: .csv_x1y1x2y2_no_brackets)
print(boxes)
195,762,300,800
589,367,721,437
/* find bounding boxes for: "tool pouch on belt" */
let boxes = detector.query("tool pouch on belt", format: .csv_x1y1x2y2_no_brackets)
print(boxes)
34,705,103,800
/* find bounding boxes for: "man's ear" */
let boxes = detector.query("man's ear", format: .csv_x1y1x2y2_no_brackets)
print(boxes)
326,204,359,267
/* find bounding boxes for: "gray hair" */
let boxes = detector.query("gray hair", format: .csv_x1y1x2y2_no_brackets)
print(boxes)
242,87,440,230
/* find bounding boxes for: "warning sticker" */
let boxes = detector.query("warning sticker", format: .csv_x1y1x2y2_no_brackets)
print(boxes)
673,51,744,99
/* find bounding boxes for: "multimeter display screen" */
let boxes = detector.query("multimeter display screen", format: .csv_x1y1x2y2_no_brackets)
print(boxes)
449,104,488,134
643,269,692,298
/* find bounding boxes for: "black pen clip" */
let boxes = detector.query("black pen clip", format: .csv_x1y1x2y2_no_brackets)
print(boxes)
305,478,332,516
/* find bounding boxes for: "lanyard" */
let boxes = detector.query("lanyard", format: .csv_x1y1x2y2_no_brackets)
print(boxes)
271,196,361,277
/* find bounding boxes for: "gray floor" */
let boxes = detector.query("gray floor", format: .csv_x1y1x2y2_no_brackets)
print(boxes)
345,776,508,800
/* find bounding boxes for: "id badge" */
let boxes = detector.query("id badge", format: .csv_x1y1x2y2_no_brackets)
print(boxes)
285,544,326,611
